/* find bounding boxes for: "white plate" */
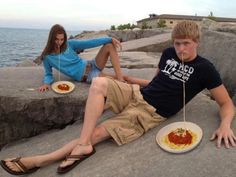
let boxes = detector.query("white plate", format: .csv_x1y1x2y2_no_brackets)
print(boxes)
51,81,75,94
156,121,203,153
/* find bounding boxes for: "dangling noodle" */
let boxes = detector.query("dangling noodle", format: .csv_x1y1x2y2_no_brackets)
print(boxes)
58,50,61,81
161,53,198,149
181,53,186,122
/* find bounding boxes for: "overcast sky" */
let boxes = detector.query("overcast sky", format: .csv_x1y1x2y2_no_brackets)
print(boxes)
0,0,235,30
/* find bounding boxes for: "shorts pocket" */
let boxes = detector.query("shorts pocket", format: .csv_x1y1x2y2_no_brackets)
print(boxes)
114,124,144,145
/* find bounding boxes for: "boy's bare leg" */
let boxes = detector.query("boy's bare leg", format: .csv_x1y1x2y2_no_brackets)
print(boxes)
3,77,111,172
3,138,81,172
3,125,111,172
78,77,109,144
59,77,111,167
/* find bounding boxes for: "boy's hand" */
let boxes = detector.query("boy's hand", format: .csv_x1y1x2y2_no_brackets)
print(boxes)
210,124,236,148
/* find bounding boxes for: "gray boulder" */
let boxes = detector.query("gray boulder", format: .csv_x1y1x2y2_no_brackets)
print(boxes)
0,67,89,148
199,24,236,104
0,92,235,177
201,18,236,35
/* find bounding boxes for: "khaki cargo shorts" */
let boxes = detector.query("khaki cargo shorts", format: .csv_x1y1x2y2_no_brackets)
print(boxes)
101,77,166,146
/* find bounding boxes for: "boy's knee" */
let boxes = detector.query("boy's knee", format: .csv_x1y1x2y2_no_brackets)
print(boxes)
90,77,108,94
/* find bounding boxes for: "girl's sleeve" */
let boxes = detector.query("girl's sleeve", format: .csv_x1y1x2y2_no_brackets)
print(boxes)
43,59,54,84
68,37,112,51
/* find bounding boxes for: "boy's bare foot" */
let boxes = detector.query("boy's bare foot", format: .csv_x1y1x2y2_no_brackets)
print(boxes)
0,156,41,175
3,156,39,172
59,144,93,168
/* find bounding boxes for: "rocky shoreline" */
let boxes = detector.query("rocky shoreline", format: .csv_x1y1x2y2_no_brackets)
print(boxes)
1,19,236,148
0,18,235,177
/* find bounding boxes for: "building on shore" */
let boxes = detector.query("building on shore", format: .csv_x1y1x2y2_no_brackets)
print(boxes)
137,14,236,28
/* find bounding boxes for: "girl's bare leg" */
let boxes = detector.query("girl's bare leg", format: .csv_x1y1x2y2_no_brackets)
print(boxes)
95,43,124,81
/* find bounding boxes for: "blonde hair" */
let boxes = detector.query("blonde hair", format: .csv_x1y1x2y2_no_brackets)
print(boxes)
171,20,200,42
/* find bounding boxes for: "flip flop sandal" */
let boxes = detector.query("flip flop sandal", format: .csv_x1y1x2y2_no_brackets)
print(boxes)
0,157,40,175
57,148,96,174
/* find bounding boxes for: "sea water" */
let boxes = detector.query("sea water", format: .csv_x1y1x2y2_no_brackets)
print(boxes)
0,27,79,67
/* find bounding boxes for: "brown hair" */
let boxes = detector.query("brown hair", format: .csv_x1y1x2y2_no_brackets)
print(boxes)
171,20,200,42
40,24,67,60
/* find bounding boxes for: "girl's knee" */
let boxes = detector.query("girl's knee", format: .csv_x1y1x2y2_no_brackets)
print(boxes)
103,43,114,51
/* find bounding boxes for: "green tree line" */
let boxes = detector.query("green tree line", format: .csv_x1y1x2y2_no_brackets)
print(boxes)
110,23,137,30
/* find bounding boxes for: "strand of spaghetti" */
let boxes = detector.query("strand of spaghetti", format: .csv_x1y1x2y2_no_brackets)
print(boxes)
182,53,187,131
58,49,61,81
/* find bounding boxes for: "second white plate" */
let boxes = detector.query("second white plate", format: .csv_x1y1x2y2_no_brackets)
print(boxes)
156,121,203,153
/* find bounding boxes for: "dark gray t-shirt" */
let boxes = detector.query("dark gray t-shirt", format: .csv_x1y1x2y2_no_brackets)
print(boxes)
140,47,222,118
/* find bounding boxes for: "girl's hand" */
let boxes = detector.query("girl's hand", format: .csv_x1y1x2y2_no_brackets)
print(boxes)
38,84,50,92
111,37,122,51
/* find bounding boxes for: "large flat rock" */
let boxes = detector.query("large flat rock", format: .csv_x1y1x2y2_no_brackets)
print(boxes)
0,66,157,148
81,51,161,69
0,93,235,177
0,66,90,147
